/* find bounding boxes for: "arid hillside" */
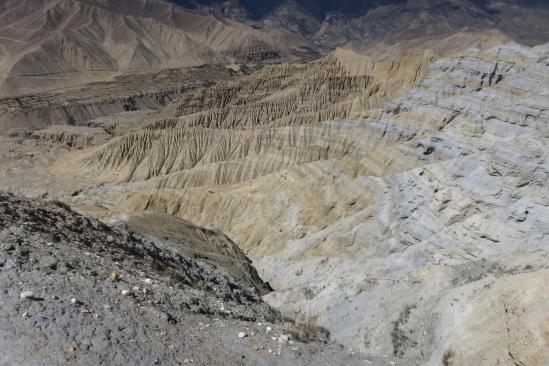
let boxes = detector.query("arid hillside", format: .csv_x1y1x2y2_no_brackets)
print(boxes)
52,48,433,186
1,1,548,365
0,0,309,96
31,42,547,365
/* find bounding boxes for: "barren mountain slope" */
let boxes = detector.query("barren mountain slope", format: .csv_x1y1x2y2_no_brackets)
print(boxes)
53,48,433,181
1,2,548,363
47,42,549,365
0,192,384,365
0,0,306,96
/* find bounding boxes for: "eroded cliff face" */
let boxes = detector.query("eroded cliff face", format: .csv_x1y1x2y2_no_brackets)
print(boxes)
55,49,433,181
50,43,549,365
50,50,433,261
259,44,549,365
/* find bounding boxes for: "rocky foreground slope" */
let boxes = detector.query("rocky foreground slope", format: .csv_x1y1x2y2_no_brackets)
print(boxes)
0,192,388,365
45,42,549,365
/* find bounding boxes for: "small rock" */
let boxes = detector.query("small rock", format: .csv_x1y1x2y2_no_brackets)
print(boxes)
39,256,58,269
278,334,290,343
132,286,139,292
20,291,34,300
21,312,28,318
71,297,77,304
266,326,272,333
238,332,247,338
143,278,153,285
4,259,17,270
67,346,76,353
121,289,132,296
111,271,120,282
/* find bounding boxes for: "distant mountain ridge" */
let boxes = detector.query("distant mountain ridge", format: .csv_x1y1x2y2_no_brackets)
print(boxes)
172,0,407,19
172,0,549,49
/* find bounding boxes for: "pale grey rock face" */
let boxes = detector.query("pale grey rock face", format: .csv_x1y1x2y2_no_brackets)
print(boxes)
260,43,549,365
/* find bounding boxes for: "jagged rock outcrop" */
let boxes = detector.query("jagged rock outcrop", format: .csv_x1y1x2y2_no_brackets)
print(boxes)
167,48,434,128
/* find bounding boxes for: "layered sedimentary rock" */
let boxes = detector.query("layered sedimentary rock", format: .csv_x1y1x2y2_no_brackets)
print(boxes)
30,125,111,148
55,42,549,365
260,43,549,365
0,66,234,132
2,1,549,363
